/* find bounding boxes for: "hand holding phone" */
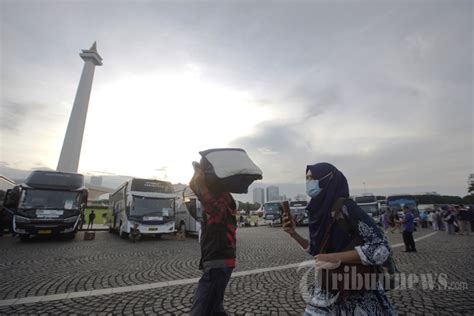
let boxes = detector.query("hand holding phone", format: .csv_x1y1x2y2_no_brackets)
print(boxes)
282,201,295,235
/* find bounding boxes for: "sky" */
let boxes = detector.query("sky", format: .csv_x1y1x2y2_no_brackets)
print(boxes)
1,0,473,200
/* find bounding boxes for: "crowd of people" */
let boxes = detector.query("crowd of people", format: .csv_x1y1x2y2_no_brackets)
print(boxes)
379,204,474,236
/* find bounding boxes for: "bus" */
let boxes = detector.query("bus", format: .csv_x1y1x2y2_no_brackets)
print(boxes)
261,201,283,226
174,186,202,236
0,176,16,234
2,170,87,241
386,195,419,218
289,200,308,225
108,178,177,238
354,194,381,218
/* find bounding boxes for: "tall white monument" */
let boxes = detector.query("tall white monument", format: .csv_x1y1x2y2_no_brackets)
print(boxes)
57,42,103,173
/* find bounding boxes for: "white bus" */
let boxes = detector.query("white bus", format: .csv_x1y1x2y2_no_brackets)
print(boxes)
260,201,283,226
108,178,176,238
174,186,202,236
354,194,381,218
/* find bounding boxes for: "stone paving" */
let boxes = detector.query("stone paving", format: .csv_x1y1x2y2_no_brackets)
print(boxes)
0,226,472,315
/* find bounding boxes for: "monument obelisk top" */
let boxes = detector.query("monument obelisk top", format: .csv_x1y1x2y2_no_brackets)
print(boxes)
80,41,103,66
57,42,103,173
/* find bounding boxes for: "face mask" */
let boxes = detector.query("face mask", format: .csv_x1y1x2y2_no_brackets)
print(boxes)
306,180,321,198
306,171,334,198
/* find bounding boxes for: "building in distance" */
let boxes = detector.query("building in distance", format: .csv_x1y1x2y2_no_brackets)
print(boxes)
253,187,265,205
266,185,280,201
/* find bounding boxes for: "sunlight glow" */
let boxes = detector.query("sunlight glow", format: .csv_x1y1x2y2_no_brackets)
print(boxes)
79,68,274,183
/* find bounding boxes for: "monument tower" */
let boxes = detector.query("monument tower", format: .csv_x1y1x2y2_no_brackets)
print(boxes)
57,42,103,173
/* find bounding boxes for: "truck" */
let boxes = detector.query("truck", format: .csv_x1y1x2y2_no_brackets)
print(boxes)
2,170,88,241
108,178,177,238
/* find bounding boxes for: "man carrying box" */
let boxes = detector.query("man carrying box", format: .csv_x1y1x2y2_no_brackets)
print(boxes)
189,165,237,316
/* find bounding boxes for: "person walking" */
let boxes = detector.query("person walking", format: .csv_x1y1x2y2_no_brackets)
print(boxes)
442,207,455,235
80,211,85,230
129,223,141,242
87,210,96,230
436,208,444,231
238,214,245,228
399,206,416,252
428,210,437,230
456,205,470,235
283,162,396,315
189,165,237,316
390,212,401,233
419,211,428,229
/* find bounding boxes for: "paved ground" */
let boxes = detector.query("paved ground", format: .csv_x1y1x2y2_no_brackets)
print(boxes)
0,226,472,315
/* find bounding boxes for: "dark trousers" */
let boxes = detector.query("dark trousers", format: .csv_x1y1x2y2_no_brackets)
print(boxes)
190,267,233,316
402,230,416,251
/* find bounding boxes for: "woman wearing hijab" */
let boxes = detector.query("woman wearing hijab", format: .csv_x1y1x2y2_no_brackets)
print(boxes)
283,162,396,315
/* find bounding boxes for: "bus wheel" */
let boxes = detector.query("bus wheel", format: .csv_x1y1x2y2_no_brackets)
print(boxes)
108,227,114,233
20,235,30,242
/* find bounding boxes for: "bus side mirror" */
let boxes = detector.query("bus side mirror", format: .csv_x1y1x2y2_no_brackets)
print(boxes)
4,188,19,208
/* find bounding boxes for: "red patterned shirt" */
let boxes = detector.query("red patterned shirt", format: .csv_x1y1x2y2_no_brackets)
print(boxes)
198,191,237,270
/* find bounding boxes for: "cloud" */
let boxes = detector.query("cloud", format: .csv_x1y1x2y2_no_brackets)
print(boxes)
0,100,38,131
1,0,472,197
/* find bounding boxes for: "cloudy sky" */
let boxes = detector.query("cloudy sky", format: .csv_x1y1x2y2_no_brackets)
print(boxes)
1,0,472,199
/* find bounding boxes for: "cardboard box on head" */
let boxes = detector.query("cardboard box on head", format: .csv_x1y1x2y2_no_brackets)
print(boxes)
194,148,263,194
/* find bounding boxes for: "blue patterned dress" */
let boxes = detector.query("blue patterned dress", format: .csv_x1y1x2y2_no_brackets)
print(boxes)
304,201,397,316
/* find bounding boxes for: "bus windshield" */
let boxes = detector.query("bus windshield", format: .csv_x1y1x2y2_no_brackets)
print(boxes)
387,197,417,208
19,189,81,210
132,196,174,217
355,196,377,203
263,202,281,214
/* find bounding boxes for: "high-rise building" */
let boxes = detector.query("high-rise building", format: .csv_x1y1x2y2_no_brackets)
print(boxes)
266,185,280,201
253,188,265,205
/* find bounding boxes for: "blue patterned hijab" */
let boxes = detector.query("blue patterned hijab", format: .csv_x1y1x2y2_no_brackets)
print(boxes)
306,162,350,256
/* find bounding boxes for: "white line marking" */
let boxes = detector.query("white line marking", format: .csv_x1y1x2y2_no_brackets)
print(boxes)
390,231,438,249
0,231,438,306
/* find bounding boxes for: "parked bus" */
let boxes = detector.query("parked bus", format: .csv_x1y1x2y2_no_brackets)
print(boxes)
386,194,419,217
0,176,16,234
175,186,202,236
354,194,381,218
2,170,87,241
289,200,308,225
108,178,177,238
260,201,283,226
